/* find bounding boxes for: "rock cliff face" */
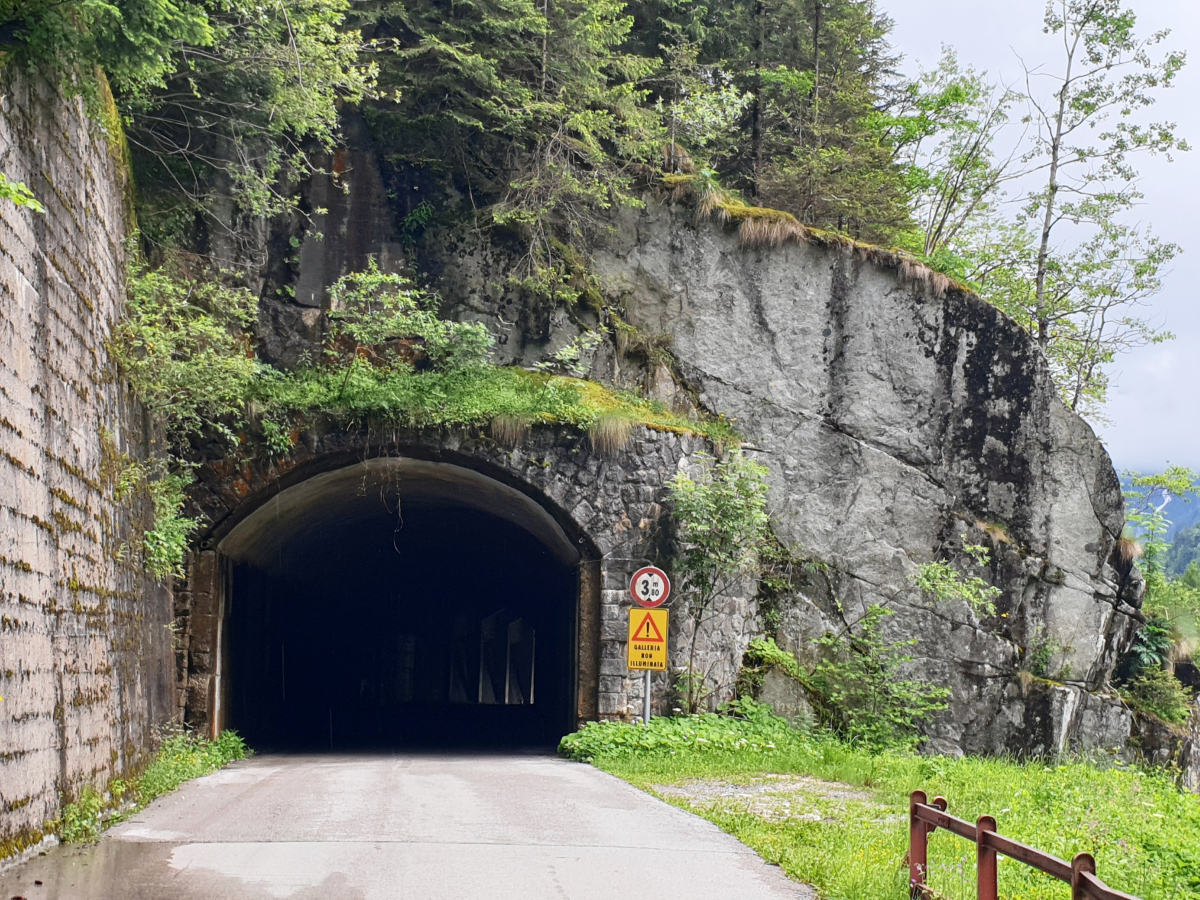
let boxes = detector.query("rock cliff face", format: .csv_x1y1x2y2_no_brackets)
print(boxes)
410,200,1135,755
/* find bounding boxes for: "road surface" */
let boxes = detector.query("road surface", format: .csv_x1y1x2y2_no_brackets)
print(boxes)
0,753,813,899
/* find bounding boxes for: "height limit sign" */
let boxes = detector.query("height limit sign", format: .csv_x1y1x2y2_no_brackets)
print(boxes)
630,566,670,608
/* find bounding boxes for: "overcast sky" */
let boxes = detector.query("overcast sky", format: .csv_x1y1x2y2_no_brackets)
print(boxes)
883,0,1199,475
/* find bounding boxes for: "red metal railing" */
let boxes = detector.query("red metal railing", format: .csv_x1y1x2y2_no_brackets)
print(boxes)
909,790,1142,900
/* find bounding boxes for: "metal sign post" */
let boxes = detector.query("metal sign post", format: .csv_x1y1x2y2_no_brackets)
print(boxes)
628,567,670,726
643,670,651,725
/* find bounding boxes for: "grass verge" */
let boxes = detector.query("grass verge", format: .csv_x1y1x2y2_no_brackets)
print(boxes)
561,711,1200,900
56,730,249,843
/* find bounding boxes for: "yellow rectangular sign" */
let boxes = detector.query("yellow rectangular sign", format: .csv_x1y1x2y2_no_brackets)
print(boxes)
627,608,668,671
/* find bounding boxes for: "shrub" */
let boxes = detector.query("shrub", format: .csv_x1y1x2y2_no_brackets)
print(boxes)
913,543,1001,616
809,605,949,753
327,262,493,371
1121,668,1195,725
559,699,805,762
669,451,773,711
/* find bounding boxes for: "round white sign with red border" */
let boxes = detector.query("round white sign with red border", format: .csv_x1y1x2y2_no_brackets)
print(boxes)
630,566,671,608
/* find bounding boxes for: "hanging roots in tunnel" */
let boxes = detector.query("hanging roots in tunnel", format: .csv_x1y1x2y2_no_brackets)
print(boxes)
588,414,634,456
490,413,531,448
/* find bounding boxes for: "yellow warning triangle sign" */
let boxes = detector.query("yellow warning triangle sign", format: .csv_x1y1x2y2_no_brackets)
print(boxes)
633,611,665,643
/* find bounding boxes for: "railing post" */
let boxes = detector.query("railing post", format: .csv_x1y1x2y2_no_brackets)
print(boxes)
976,815,998,900
910,791,929,899
1072,853,1097,900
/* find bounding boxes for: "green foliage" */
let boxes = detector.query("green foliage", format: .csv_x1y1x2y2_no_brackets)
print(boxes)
127,0,375,227
810,605,949,753
905,1,1188,418
558,699,805,761
1,0,212,94
533,330,605,378
327,263,493,371
744,637,803,681
596,744,1200,900
107,254,260,579
1128,616,1179,674
3,0,374,231
56,730,248,844
697,0,912,241
1124,468,1200,621
141,472,195,581
1120,667,1195,726
253,363,734,445
113,459,197,581
1167,533,1200,579
112,256,261,448
0,172,45,213
912,543,1001,617
136,730,248,804
367,0,660,293
56,785,108,844
669,450,772,710
1024,624,1073,681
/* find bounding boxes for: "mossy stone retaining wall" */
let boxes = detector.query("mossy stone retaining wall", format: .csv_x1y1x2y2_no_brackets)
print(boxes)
0,67,174,861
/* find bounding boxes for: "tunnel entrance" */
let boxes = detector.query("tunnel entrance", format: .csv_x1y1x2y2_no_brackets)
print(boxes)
216,459,587,750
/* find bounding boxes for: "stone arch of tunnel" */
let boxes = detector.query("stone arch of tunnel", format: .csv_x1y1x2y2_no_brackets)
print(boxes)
191,456,603,750
175,428,715,744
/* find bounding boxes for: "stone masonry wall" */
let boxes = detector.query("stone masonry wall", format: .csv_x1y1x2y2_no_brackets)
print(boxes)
182,424,751,727
0,69,174,859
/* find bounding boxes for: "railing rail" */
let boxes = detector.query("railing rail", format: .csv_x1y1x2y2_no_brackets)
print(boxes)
909,791,1142,900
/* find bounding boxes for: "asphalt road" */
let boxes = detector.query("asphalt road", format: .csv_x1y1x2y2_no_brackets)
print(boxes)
0,753,813,899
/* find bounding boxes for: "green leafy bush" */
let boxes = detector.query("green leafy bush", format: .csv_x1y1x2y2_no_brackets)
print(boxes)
1121,668,1195,725
669,451,773,711
913,543,1001,616
559,700,805,762
327,263,492,371
744,637,804,680
0,172,45,212
136,731,248,804
111,257,261,448
810,605,949,753
56,730,248,844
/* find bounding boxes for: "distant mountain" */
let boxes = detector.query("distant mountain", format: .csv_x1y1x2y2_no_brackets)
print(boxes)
1163,493,1200,541
1117,475,1200,574
1167,523,1200,576
1117,474,1200,540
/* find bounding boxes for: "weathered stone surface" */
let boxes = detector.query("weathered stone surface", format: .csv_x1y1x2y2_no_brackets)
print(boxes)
585,203,1129,754
1185,700,1200,792
409,200,1133,755
758,668,813,729
0,70,173,857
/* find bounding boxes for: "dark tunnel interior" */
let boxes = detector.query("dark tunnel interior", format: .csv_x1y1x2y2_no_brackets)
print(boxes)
222,462,580,751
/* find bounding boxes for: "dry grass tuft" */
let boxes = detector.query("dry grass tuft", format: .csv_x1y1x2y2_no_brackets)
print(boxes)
588,413,634,456
664,176,972,299
1016,669,1036,695
896,255,954,298
1116,535,1144,565
978,520,1013,545
490,413,531,448
738,215,808,248
662,142,695,174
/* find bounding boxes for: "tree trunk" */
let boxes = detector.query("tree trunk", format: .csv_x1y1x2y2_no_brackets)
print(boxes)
750,0,764,199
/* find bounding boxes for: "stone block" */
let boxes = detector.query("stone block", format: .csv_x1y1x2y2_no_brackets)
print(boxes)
599,675,626,694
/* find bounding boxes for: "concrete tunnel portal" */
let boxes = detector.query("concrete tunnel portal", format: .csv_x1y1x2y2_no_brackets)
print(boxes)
214,458,591,750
